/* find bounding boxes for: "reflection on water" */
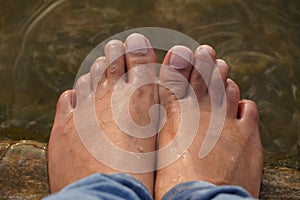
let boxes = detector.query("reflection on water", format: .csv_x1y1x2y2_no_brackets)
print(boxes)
0,0,299,168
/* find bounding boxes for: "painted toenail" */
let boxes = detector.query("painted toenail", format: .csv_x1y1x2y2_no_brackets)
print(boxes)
126,33,149,55
169,46,193,69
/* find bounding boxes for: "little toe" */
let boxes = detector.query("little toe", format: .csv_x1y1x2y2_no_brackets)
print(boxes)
75,73,92,107
54,90,75,123
104,40,125,83
190,45,217,100
124,33,157,83
160,45,193,101
225,79,240,119
90,56,106,91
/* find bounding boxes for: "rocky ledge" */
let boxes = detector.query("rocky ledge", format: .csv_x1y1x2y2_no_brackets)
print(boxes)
0,140,299,199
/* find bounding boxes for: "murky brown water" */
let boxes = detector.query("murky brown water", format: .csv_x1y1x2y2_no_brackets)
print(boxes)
0,0,299,168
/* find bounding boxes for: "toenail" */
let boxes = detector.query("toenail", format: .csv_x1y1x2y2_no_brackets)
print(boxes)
107,39,122,46
197,46,207,53
126,33,149,55
169,46,193,69
216,59,227,67
107,43,124,64
197,45,215,58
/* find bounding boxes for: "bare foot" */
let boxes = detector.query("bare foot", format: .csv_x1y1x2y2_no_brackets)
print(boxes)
155,45,263,199
48,33,158,194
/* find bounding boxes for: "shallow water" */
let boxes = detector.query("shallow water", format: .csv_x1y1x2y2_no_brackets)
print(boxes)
0,0,299,168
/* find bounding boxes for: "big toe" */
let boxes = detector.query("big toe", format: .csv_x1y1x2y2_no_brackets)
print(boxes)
159,45,193,105
125,33,157,83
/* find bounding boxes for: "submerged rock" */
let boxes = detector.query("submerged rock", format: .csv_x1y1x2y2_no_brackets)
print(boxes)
0,140,48,200
260,166,300,199
0,140,299,199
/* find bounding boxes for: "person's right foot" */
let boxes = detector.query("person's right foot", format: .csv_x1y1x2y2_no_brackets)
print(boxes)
48,33,158,194
155,45,263,199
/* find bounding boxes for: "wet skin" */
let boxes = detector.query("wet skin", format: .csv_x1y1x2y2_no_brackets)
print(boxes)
48,34,158,194
48,33,263,199
155,45,262,199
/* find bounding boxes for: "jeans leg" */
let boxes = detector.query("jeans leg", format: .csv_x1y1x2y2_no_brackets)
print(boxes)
162,181,256,200
43,173,153,200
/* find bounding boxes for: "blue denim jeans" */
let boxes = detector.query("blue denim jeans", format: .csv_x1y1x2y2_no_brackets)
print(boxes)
43,173,255,200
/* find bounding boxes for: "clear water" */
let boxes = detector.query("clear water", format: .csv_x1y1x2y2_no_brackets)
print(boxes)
0,0,299,168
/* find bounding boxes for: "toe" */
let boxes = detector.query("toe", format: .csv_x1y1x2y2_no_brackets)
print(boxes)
225,79,240,118
208,60,228,106
75,73,92,107
238,100,259,123
53,90,75,126
160,45,193,101
190,45,217,100
215,59,229,86
125,33,157,83
105,40,125,83
90,56,106,91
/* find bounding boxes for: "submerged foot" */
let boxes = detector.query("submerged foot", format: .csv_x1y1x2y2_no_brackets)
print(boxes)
48,33,158,194
155,45,263,199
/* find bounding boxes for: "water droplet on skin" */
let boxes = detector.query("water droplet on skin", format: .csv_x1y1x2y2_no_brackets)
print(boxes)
178,176,183,181
132,153,141,160
138,146,144,152
172,175,183,182
113,151,119,160
182,150,187,158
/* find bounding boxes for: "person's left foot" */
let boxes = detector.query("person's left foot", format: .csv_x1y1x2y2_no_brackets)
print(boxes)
155,45,263,199
48,33,158,194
